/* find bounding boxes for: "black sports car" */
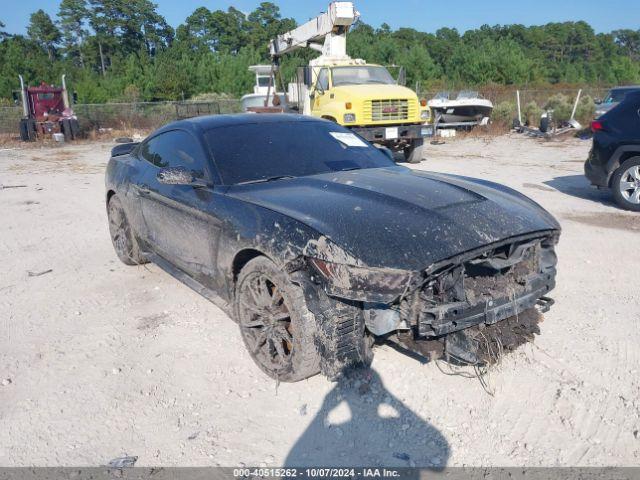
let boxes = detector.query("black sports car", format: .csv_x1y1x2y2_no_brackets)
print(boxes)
105,114,560,382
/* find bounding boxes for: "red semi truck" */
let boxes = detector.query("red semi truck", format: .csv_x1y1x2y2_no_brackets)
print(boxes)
16,75,80,142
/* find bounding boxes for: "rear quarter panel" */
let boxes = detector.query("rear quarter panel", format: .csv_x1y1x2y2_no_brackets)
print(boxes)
105,153,148,241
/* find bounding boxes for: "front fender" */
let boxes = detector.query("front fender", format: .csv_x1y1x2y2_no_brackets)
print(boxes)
313,100,348,125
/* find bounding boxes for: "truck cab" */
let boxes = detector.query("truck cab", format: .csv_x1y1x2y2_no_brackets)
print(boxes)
309,62,429,126
288,59,432,163
272,2,432,163
16,75,79,142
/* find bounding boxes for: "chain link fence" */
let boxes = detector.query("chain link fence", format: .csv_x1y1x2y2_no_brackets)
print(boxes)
0,86,612,136
0,99,242,136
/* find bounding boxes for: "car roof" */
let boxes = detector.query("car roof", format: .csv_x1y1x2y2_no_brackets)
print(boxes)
156,113,323,135
622,91,640,102
612,85,640,91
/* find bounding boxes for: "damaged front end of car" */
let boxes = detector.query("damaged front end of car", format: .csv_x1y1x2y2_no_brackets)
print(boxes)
300,231,559,366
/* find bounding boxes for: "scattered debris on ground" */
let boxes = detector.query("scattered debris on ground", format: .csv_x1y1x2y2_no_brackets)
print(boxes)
107,456,138,468
1,136,639,467
27,269,52,277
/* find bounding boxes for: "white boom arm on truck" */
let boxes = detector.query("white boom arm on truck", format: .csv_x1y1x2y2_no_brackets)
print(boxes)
269,2,360,59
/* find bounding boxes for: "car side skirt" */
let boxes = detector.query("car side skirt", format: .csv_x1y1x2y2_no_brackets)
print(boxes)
145,252,233,317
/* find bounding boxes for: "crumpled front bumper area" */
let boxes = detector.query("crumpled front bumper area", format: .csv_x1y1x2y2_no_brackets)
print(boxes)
414,268,555,338
392,233,558,361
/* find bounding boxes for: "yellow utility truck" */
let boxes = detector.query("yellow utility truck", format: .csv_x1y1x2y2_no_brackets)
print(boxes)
270,2,432,163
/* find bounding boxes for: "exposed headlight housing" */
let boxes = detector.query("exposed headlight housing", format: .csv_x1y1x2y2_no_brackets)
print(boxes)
308,257,412,302
343,113,356,123
421,109,431,120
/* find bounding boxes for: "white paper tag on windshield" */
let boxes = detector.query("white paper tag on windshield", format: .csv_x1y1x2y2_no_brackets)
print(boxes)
329,132,368,147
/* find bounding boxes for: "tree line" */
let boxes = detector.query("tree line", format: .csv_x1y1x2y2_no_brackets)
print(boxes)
0,0,639,104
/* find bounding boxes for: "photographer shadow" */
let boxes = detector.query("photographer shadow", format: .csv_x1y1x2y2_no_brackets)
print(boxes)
284,368,449,471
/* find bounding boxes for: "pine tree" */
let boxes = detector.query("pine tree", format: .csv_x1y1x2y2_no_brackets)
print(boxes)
27,10,61,60
58,0,89,68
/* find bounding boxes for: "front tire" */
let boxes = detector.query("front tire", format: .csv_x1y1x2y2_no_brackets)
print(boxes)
404,138,424,164
235,257,321,382
612,158,640,212
107,195,147,265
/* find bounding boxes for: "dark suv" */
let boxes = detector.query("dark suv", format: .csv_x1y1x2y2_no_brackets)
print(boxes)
584,91,640,211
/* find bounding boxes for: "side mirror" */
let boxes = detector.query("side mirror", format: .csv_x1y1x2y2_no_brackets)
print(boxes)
594,98,602,105
12,91,20,103
157,166,193,185
157,166,208,187
303,66,313,87
397,67,407,86
73,91,78,104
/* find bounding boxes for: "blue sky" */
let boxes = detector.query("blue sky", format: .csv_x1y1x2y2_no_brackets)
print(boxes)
2,0,639,35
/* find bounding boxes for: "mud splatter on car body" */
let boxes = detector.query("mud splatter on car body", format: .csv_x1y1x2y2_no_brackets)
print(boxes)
105,114,560,380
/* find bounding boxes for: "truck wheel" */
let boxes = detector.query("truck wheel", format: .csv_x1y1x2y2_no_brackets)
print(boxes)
27,119,37,141
61,120,72,141
404,138,424,164
612,158,640,212
107,195,147,265
234,256,321,382
70,119,80,139
19,119,30,142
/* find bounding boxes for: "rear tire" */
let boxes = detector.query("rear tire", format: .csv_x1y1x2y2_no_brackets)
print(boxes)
611,157,640,212
404,138,424,164
234,256,321,382
107,195,147,265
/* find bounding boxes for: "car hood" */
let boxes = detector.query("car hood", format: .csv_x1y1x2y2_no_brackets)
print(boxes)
331,84,418,101
228,167,560,271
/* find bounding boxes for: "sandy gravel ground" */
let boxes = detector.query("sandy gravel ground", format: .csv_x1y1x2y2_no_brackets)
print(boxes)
1,134,639,467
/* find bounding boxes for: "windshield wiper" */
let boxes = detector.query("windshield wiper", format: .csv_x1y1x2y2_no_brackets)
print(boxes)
236,175,296,186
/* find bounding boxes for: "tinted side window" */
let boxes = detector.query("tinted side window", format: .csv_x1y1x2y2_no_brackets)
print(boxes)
140,130,208,179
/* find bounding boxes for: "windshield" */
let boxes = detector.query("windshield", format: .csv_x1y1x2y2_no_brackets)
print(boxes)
205,121,394,185
257,76,273,87
331,66,396,86
457,90,480,99
241,94,286,110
